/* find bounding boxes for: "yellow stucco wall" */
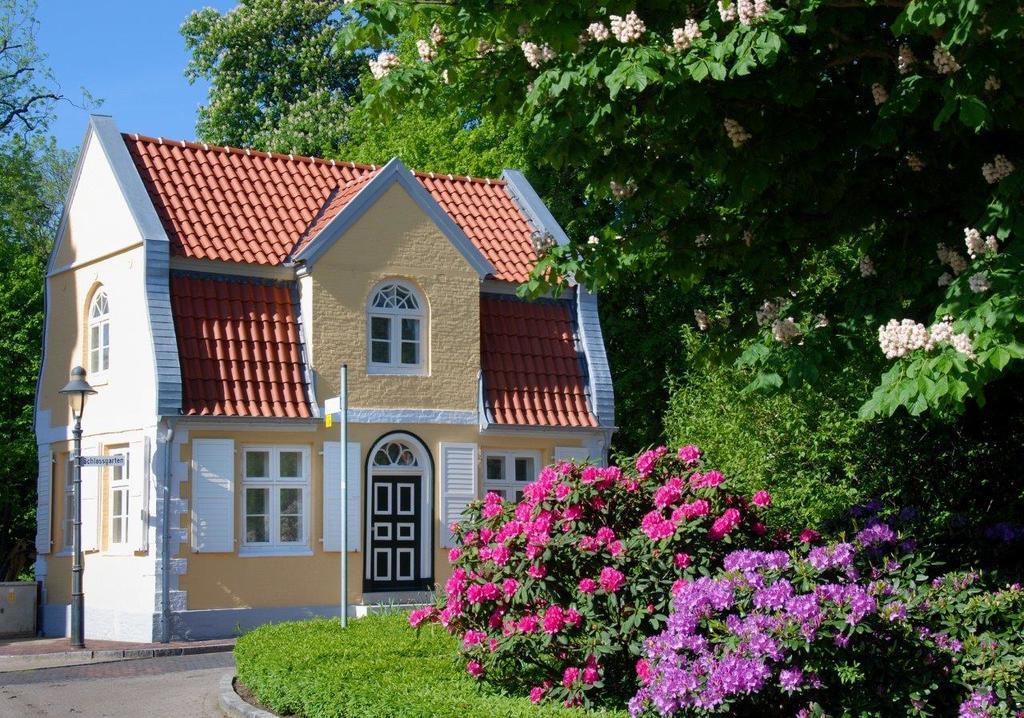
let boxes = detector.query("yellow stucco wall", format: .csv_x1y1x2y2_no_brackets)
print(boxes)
308,183,480,410
174,425,591,610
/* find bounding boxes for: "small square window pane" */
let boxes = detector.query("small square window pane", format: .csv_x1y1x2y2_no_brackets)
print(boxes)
371,339,390,364
279,451,302,478
515,490,525,502
112,490,124,516
371,316,390,340
280,515,301,543
486,457,505,483
245,451,270,478
280,487,302,515
401,341,418,365
246,516,269,543
401,318,419,341
246,487,268,514
102,347,109,370
112,518,123,544
515,457,534,482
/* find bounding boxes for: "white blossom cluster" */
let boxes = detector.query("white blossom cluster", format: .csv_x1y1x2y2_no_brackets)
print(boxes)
938,272,953,287
586,22,610,42
609,12,646,43
907,153,925,172
610,179,637,199
369,52,400,80
587,235,600,245
672,20,701,51
937,243,969,275
718,0,738,22
932,45,960,74
430,23,445,45
417,39,436,63
742,230,754,246
985,75,1001,91
871,83,888,105
982,154,1015,184
756,299,780,326
521,41,555,68
963,227,999,259
969,271,990,293
897,45,915,74
736,0,771,24
695,233,711,248
694,309,710,331
878,317,975,360
724,118,751,147
771,317,800,343
859,255,877,277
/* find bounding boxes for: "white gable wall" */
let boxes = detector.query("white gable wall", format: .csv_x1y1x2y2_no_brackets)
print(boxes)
36,123,164,641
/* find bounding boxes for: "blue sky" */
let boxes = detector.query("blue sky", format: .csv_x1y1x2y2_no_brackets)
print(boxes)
37,1,234,151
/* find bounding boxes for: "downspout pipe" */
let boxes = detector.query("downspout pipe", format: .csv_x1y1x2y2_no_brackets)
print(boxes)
159,416,178,643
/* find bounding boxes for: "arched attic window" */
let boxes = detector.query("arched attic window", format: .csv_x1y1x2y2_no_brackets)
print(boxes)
367,281,426,375
88,289,110,376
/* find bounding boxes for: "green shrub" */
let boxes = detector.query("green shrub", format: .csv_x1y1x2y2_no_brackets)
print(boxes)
663,357,1024,576
234,612,625,718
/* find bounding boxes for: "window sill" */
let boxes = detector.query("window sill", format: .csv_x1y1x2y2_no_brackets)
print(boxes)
367,366,427,377
238,546,314,558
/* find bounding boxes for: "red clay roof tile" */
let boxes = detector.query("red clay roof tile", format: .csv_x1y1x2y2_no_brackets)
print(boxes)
480,296,597,428
170,274,312,419
124,134,540,282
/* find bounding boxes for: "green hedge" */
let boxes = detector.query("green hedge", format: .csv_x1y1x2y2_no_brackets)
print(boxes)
234,612,626,718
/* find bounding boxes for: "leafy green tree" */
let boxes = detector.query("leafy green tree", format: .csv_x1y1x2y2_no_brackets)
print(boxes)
0,0,73,580
182,0,364,154
347,0,1024,420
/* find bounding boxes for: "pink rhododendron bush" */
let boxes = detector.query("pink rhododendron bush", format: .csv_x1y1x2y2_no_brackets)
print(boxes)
630,517,1024,717
410,446,776,708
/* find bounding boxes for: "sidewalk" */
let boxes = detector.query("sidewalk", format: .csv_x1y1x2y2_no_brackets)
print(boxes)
0,635,235,672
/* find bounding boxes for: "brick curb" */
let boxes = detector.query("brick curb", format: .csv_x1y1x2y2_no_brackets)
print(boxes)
218,673,279,718
0,642,234,673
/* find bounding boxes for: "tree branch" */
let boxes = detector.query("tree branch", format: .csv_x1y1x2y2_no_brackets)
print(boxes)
0,92,62,133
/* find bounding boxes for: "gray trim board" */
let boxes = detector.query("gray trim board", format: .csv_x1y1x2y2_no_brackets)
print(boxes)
88,115,183,418
293,157,495,278
341,408,477,425
576,287,615,428
501,169,570,247
169,604,349,641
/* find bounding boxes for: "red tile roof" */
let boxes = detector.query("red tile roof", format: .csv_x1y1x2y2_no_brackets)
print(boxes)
170,274,312,418
124,134,540,282
480,296,597,428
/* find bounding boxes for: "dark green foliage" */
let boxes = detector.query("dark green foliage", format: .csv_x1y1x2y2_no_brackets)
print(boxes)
233,613,624,718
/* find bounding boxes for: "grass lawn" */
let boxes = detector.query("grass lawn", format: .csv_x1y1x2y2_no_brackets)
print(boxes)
234,612,628,718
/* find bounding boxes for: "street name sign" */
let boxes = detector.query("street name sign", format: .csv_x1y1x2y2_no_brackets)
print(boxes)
79,454,125,467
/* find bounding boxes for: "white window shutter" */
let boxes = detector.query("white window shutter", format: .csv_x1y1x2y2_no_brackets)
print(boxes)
323,442,361,552
440,443,477,549
80,443,99,552
35,447,53,554
555,446,592,464
191,438,235,553
346,443,361,551
128,437,150,552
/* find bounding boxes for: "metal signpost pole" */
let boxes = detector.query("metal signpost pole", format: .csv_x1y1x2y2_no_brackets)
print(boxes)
340,364,349,628
70,414,84,648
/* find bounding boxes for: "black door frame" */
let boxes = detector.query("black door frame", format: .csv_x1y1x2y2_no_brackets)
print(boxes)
362,431,434,594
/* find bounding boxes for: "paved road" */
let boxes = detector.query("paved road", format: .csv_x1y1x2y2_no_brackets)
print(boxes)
0,652,235,717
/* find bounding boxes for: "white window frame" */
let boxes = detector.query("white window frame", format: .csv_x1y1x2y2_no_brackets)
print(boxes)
88,289,110,382
482,450,541,503
366,281,427,376
240,445,312,556
108,455,130,552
